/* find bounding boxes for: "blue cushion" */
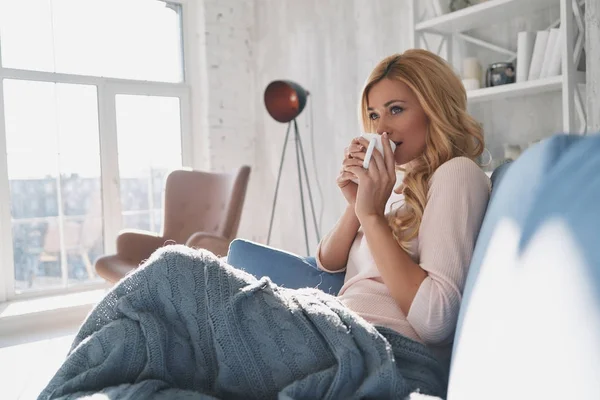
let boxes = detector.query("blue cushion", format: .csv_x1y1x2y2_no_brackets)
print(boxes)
448,134,600,399
226,239,345,295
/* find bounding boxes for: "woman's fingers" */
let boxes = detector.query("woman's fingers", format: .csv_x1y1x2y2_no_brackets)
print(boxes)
345,165,368,183
349,151,365,161
381,132,396,175
369,148,385,176
344,143,366,160
342,157,365,168
352,137,371,149
337,170,356,182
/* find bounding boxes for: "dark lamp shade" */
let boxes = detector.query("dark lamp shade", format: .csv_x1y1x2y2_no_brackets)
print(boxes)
264,80,309,123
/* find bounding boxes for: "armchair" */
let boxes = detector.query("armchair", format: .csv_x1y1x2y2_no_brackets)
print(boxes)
95,166,251,283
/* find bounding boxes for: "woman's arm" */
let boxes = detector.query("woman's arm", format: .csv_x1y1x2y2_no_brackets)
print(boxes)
360,215,428,314
345,134,491,345
316,205,361,272
343,133,427,308
403,157,490,345
317,136,370,272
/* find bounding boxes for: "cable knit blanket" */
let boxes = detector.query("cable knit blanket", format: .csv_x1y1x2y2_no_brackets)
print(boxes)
39,245,446,399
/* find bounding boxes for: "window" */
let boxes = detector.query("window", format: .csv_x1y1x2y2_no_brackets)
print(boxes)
5,80,103,291
0,0,183,82
115,94,183,233
0,0,192,299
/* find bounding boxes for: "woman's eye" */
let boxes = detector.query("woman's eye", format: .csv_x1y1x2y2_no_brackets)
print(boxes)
369,113,379,120
391,106,404,115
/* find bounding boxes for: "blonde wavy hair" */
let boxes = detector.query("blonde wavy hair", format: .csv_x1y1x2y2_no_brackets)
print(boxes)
360,49,484,250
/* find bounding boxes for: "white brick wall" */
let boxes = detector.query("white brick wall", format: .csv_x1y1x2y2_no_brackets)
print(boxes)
200,0,255,172
189,0,262,242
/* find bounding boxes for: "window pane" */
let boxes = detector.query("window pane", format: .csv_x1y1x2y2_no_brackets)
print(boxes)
0,0,183,82
123,211,152,232
8,172,59,219
0,0,55,73
116,94,182,232
3,79,105,292
13,219,61,291
4,80,59,153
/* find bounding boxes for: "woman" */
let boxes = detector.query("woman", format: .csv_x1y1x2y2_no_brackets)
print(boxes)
40,50,489,400
232,49,490,360
316,49,490,364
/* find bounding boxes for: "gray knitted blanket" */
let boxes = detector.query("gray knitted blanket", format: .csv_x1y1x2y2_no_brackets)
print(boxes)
39,245,446,399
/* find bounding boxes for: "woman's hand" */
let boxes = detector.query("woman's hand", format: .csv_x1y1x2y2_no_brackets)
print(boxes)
343,132,397,222
337,137,367,206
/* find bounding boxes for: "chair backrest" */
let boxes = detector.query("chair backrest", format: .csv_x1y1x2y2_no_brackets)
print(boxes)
161,166,251,244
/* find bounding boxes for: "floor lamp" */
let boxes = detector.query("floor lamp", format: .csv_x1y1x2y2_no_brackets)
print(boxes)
264,80,320,256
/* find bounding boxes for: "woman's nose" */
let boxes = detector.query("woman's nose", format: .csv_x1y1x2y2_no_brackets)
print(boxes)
376,124,392,135
376,116,392,135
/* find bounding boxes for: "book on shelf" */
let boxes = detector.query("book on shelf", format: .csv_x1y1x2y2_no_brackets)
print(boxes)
544,27,562,78
539,28,561,79
521,28,562,83
528,30,550,81
517,31,537,83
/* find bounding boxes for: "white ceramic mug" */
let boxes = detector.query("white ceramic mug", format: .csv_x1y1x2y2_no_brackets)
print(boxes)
360,133,396,169
349,133,397,184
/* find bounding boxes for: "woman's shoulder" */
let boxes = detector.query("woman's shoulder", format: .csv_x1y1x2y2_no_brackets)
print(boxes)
429,156,491,192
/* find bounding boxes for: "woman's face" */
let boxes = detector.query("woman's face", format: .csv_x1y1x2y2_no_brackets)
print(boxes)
366,78,428,166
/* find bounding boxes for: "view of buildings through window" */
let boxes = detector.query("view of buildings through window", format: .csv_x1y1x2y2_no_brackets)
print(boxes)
0,0,188,296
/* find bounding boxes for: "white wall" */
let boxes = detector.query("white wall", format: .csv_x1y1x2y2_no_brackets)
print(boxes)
251,0,412,255
192,0,592,256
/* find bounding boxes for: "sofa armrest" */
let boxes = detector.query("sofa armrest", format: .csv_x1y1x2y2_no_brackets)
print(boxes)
186,232,231,257
116,230,168,264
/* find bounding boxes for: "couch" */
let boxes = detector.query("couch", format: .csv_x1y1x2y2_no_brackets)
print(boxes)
228,133,600,399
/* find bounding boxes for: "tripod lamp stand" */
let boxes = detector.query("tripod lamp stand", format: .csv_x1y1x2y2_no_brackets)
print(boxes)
264,80,320,256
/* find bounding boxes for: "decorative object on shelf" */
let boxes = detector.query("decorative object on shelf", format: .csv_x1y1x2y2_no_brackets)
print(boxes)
485,62,515,87
449,0,472,12
503,143,522,161
462,57,482,80
462,78,480,91
263,80,320,256
476,147,493,170
462,57,482,89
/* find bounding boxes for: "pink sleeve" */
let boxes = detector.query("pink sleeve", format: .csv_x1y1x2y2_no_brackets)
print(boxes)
315,240,347,273
406,157,491,345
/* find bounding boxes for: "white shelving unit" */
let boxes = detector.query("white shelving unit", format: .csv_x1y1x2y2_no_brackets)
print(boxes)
415,0,560,34
409,0,587,134
468,73,585,103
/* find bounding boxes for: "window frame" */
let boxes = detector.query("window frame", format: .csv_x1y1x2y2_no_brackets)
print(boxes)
0,0,195,301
